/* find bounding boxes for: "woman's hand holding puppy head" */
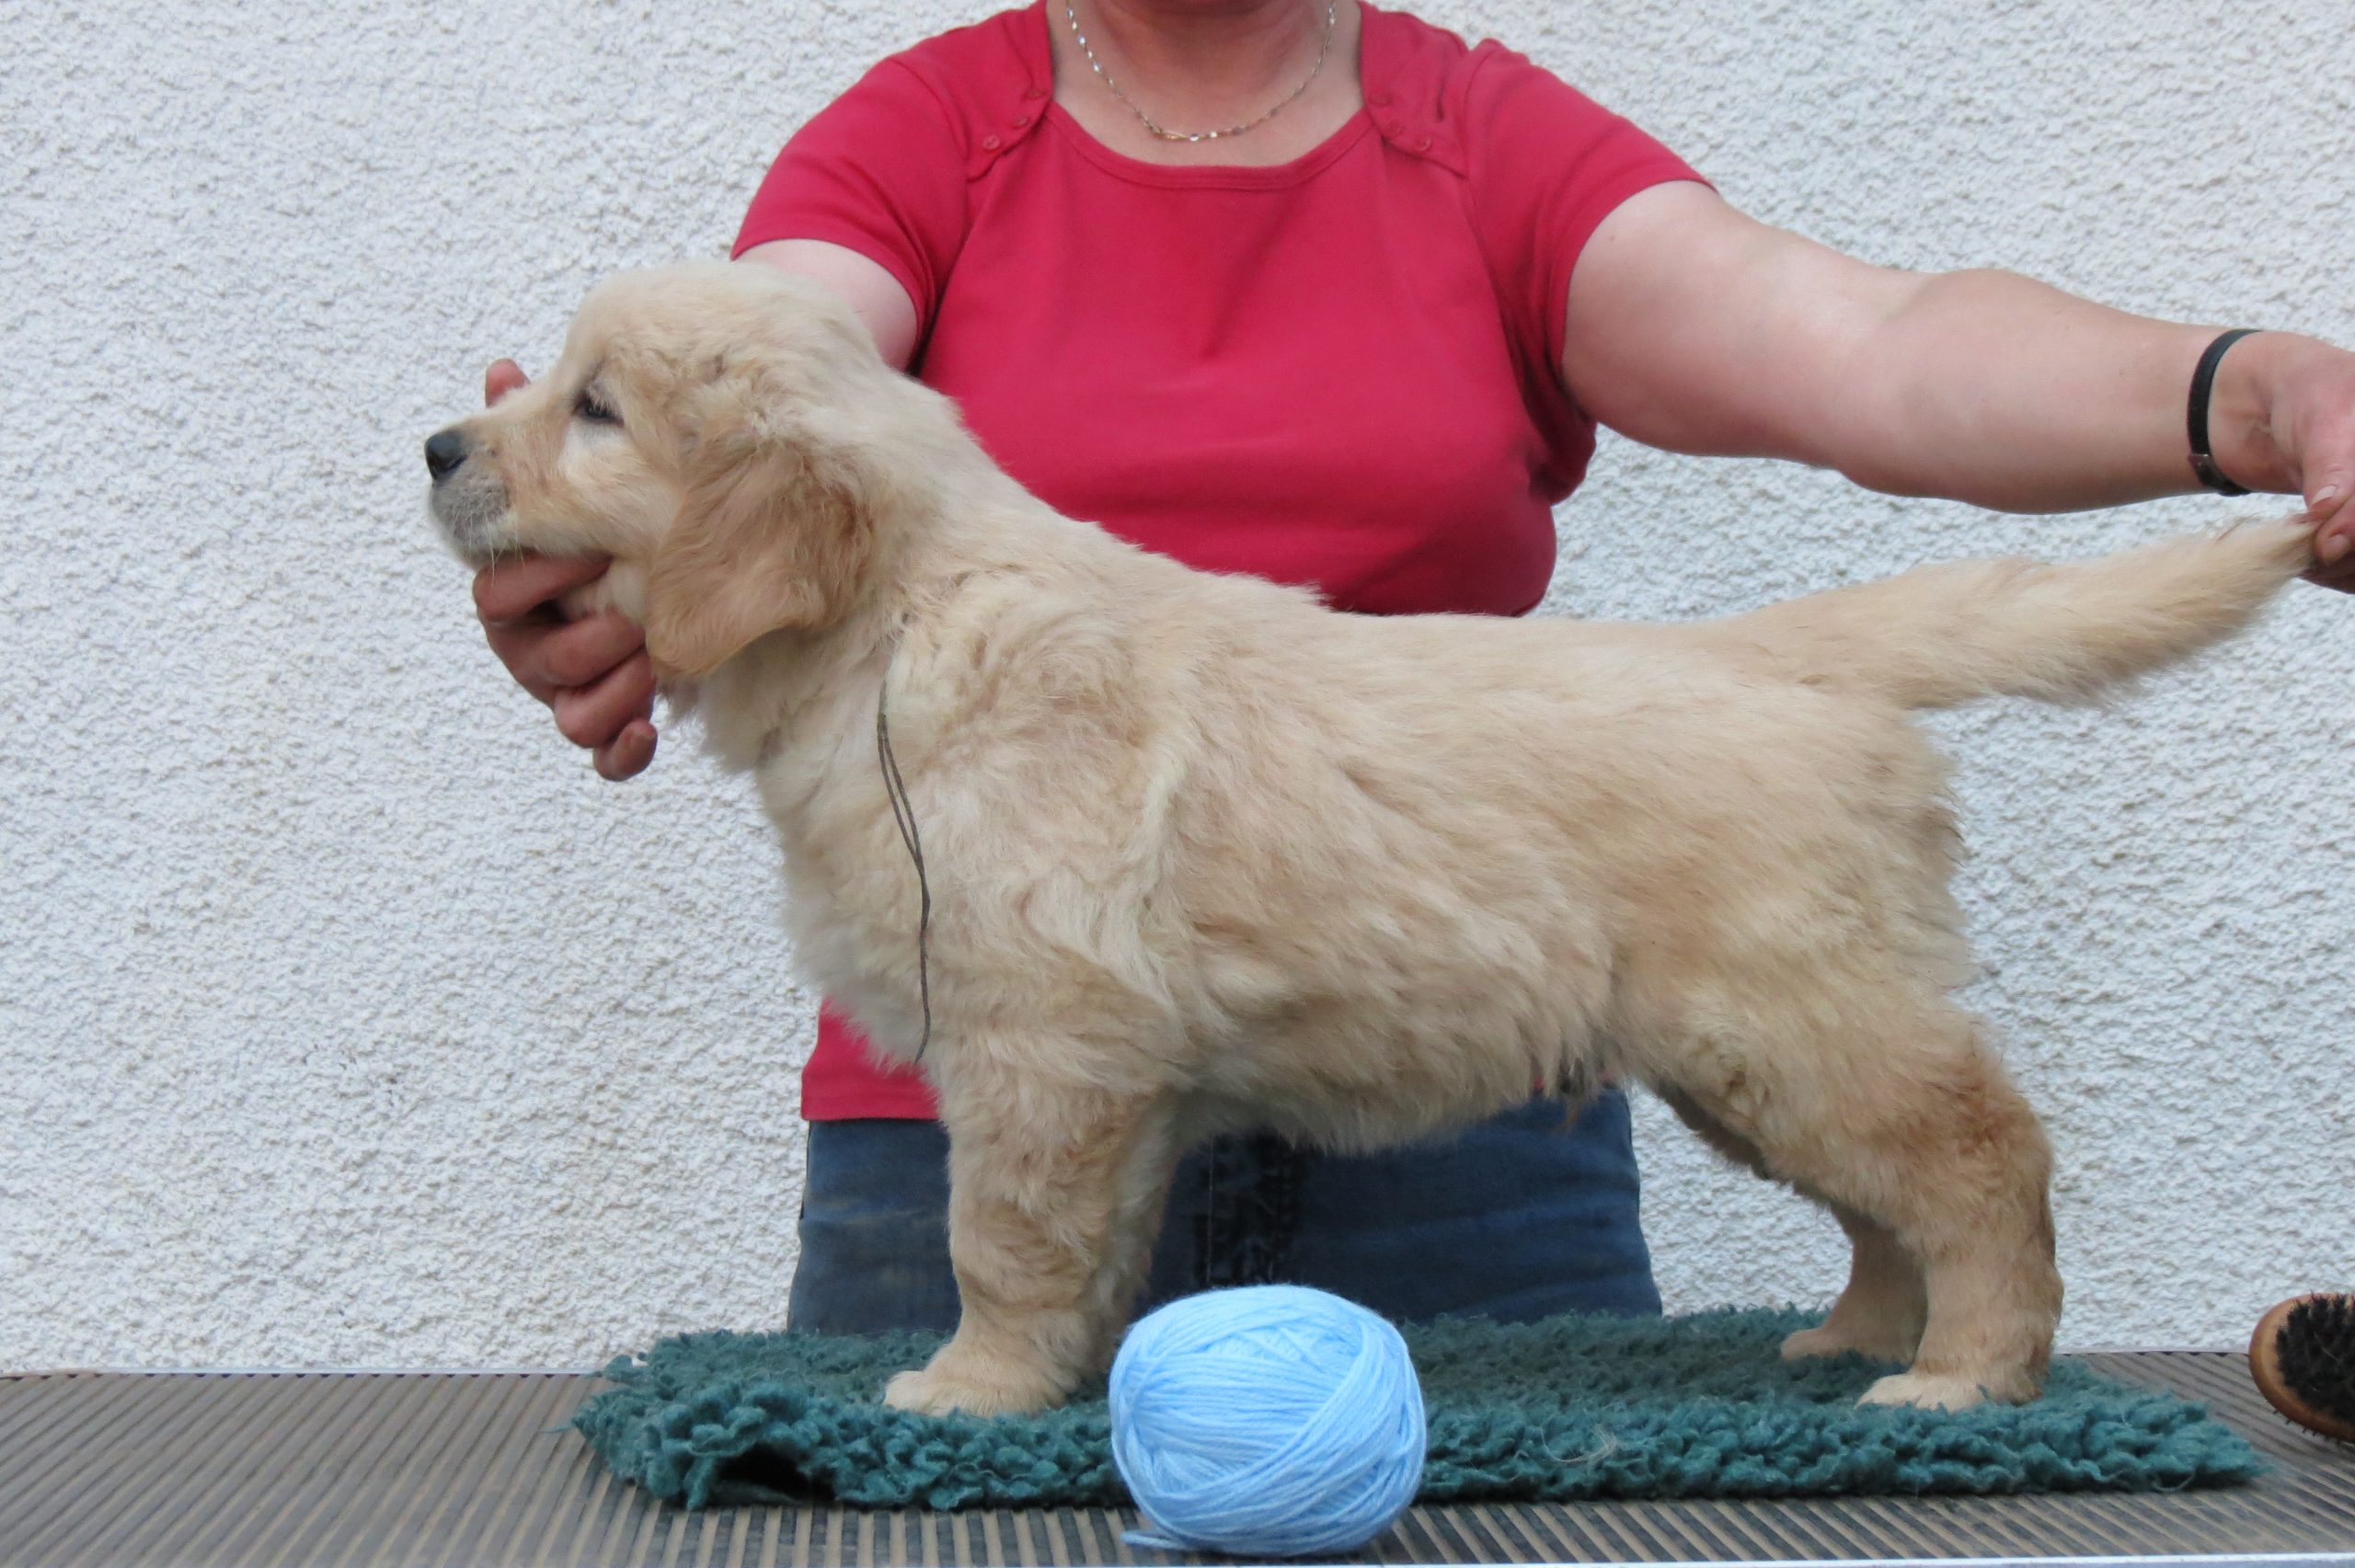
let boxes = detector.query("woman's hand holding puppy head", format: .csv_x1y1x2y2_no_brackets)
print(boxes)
465,358,660,782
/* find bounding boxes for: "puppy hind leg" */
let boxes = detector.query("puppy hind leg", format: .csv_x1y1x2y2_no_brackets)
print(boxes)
1779,1206,1928,1366
1808,1022,2057,1410
1851,1067,2060,1412
1657,1088,1926,1367
1659,1003,2060,1410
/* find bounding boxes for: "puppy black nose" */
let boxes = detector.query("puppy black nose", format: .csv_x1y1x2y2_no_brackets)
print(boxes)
424,429,468,482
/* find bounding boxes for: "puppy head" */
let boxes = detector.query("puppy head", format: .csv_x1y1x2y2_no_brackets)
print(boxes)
424,261,929,676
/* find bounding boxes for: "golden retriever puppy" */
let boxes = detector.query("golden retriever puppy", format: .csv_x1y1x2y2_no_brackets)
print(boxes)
425,260,2317,1418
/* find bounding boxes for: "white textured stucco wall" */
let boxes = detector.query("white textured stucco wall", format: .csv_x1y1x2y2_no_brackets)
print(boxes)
4,0,2349,1370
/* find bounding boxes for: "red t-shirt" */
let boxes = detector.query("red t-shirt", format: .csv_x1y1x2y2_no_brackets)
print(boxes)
733,1,1703,1120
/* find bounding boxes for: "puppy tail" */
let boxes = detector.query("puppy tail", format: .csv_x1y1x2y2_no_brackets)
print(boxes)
1711,518,2315,711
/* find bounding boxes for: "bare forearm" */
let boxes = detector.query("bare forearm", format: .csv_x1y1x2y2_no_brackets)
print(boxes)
1839,268,2303,512
1570,182,2355,575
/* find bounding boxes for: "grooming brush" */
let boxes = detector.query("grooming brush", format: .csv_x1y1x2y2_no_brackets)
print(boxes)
2249,1293,2355,1445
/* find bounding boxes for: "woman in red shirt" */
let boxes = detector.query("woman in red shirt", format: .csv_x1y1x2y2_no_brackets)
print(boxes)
471,1,2355,1333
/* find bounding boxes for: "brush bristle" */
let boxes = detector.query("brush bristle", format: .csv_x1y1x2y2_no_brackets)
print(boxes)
2274,1295,2355,1433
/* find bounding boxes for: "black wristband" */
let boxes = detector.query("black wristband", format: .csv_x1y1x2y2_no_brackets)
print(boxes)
2187,328,2261,496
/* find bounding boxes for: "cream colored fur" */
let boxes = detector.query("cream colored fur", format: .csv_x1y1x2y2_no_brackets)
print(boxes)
427,261,2319,1418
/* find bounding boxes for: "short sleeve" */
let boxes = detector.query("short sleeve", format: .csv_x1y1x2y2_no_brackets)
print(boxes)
1456,44,1707,376
731,59,971,334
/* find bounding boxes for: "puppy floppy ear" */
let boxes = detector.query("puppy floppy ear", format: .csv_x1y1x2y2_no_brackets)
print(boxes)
643,380,879,678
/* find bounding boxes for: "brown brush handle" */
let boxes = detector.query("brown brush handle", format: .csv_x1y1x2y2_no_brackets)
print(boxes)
2249,1295,2355,1445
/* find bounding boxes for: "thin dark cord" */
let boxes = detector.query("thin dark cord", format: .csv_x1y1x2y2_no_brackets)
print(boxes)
876,682,934,1061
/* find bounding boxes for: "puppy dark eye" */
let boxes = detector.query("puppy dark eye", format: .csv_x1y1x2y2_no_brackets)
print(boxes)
576,388,621,426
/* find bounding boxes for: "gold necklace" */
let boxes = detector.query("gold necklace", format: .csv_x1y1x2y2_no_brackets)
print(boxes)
1064,0,1338,144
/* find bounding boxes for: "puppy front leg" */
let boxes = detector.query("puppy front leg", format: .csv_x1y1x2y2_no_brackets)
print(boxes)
883,1076,1175,1416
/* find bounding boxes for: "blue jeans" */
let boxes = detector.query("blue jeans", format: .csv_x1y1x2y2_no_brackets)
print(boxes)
787,1093,1660,1333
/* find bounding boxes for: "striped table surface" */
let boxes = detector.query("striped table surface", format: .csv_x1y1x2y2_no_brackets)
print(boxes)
0,1353,2348,1568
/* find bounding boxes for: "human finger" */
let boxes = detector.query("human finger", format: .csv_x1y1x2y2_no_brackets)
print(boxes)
594,717,660,782
552,650,659,750
536,612,648,690
472,554,612,626
486,358,529,406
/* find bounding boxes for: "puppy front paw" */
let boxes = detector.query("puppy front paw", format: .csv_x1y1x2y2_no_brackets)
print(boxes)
883,1353,1069,1417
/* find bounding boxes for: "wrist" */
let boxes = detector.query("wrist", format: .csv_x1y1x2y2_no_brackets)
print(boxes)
2202,330,2305,497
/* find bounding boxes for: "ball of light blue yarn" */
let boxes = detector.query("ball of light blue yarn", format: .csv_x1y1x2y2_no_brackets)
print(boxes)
1109,1286,1427,1559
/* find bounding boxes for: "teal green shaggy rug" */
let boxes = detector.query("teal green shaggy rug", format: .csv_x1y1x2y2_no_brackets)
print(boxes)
573,1309,2258,1512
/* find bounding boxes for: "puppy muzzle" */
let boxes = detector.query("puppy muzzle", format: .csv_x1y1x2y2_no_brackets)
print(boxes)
423,428,513,565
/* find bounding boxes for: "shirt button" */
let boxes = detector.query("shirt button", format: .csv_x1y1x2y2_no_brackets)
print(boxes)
1013,114,1031,128
982,133,1003,150
1415,134,1432,152
1022,85,1046,100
